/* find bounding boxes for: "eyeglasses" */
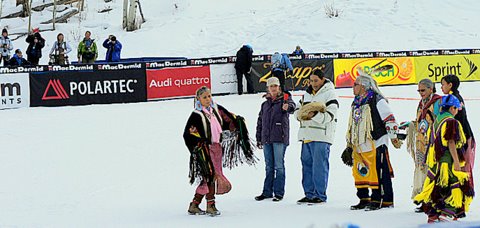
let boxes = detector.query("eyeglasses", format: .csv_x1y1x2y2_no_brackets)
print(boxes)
417,89,426,93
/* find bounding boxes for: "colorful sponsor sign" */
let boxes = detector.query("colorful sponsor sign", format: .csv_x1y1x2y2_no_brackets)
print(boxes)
210,64,237,94
414,54,480,82
147,66,211,100
251,59,334,92
29,69,146,107
334,57,416,88
0,73,30,109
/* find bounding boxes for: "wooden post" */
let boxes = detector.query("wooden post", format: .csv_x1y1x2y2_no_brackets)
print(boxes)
27,0,32,32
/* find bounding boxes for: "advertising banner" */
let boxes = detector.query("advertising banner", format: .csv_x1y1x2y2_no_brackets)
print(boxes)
29,68,146,107
334,57,416,88
210,63,237,94
414,54,480,82
0,73,30,109
251,59,334,92
147,66,211,100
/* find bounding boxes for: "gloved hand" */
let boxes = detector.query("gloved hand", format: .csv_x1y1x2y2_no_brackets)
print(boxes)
341,147,353,167
391,138,403,149
257,142,263,149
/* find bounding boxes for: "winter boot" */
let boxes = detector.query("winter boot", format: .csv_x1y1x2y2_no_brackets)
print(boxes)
365,202,381,211
350,200,370,210
188,202,205,215
427,215,439,223
206,200,221,216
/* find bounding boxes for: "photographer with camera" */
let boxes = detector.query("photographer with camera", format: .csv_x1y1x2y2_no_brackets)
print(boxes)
77,31,98,64
49,33,72,65
0,28,14,66
103,35,122,62
25,28,45,65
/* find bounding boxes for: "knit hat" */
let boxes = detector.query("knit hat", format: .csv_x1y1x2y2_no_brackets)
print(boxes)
266,77,280,87
32,28,40,33
441,94,461,109
2,28,7,34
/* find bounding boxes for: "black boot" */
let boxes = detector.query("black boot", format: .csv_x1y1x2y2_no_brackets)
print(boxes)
254,194,272,201
350,200,370,210
365,202,381,211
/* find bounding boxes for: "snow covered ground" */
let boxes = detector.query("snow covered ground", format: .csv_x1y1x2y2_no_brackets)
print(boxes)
1,0,480,63
1,82,479,227
1,0,479,227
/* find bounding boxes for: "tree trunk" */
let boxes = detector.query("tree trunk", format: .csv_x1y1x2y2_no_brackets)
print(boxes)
27,0,32,31
53,0,57,30
122,0,128,29
126,0,137,31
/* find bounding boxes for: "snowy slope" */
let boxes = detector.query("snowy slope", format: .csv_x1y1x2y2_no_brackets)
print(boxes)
1,83,479,227
1,0,480,227
1,0,480,63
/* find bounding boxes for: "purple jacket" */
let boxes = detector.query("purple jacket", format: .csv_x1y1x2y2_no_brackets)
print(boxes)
256,92,296,145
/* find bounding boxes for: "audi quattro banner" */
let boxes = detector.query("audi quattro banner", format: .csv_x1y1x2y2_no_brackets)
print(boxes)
251,59,334,92
333,57,416,88
0,73,30,109
414,54,480,82
29,65,146,107
147,66,211,100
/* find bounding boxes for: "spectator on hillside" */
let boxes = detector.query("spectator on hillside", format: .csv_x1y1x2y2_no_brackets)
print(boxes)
292,45,304,55
0,28,14,66
25,28,45,65
49,33,72,65
234,44,254,95
77,31,98,64
103,35,122,62
7,49,31,66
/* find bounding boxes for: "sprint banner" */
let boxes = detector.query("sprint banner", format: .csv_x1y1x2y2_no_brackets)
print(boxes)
414,54,480,82
333,57,416,88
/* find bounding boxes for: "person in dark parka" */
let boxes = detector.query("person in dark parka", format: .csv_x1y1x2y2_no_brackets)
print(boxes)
25,28,45,65
254,77,296,202
234,44,254,95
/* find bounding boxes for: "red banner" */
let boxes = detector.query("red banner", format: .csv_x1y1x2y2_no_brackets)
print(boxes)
147,66,211,99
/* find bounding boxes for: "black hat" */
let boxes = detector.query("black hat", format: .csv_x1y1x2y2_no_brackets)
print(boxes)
111,36,116,41
2,28,7,34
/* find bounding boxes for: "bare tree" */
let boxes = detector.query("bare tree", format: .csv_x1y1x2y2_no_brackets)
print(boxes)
124,0,145,31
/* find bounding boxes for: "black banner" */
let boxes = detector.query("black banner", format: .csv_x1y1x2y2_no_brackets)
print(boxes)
250,59,334,92
29,67,146,107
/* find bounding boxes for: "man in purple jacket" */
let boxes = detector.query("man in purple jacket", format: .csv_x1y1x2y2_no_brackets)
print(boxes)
254,77,296,202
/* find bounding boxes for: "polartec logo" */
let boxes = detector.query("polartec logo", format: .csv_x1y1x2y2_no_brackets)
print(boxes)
42,79,69,100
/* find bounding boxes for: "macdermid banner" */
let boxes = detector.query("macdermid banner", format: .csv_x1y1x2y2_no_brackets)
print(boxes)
0,73,30,109
333,57,416,88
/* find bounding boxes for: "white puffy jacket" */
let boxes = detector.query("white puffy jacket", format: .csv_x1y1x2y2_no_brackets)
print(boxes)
294,80,338,144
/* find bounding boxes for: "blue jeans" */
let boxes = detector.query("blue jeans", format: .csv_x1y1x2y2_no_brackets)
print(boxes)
301,141,330,201
262,143,287,197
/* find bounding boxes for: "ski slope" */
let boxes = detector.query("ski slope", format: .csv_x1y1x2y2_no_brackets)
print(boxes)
1,83,479,227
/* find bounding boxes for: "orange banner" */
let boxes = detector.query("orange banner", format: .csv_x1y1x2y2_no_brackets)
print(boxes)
334,57,416,88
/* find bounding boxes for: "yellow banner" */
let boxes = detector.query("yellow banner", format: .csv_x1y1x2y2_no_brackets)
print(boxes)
415,54,480,82
334,57,416,87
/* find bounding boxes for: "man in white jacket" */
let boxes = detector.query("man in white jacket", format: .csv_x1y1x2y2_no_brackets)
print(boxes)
294,69,338,205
